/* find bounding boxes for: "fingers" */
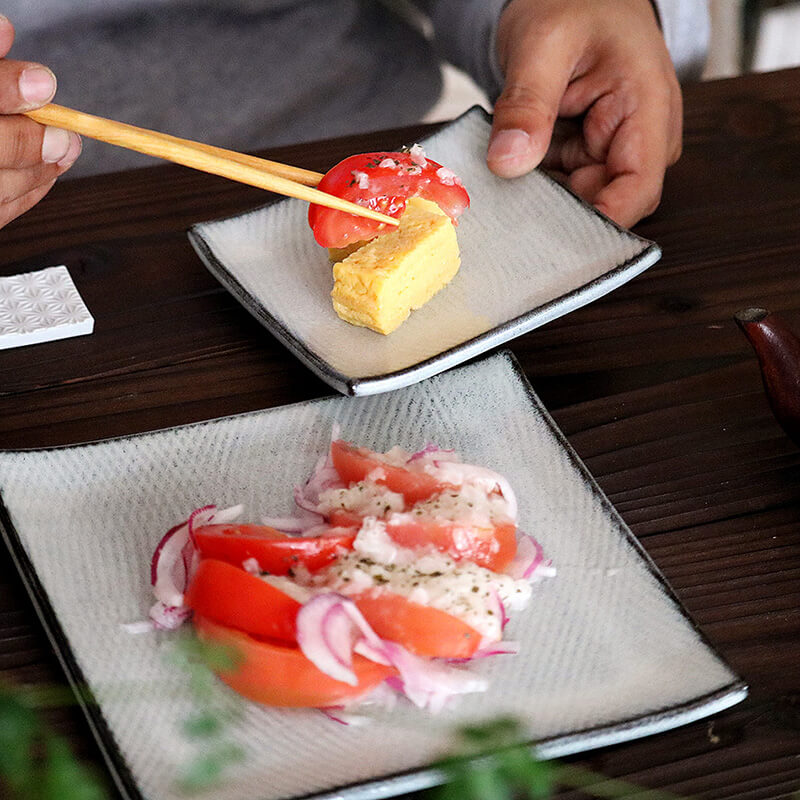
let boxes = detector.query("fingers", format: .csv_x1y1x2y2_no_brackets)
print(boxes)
0,140,79,228
0,15,14,60
0,15,79,230
488,0,684,225
0,58,57,112
0,15,57,113
548,60,681,226
0,176,57,229
488,6,582,178
589,117,664,227
0,114,80,168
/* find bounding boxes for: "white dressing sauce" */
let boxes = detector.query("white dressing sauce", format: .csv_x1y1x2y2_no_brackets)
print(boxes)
298,519,532,641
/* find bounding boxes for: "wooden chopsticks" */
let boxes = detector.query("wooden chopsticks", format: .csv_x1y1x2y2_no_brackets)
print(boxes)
25,104,398,227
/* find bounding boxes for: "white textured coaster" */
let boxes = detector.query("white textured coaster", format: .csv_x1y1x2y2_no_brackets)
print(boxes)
0,265,94,350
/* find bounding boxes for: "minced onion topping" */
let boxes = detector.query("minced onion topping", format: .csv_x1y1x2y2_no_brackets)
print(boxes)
409,483,512,527
424,461,518,522
299,519,532,641
408,143,428,167
317,481,405,518
323,444,516,524
435,166,461,186
351,170,370,189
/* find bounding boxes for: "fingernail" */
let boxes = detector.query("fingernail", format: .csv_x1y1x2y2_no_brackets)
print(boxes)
20,66,57,105
41,126,71,163
57,132,82,168
487,129,534,176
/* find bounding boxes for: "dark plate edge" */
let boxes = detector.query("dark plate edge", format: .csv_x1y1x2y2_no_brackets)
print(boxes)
187,106,661,397
0,350,747,800
0,499,144,800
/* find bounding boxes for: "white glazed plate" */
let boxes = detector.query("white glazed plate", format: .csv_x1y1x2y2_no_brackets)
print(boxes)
188,109,661,396
0,351,745,800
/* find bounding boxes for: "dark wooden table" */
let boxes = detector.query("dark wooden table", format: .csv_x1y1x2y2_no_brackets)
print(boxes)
1,67,799,799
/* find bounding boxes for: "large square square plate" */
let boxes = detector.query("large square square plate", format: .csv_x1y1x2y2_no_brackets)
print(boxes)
188,109,661,395
0,352,745,800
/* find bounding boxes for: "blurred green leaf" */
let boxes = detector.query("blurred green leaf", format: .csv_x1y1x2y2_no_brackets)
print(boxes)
182,711,223,739
0,683,108,800
172,631,242,673
40,735,107,800
430,718,549,800
0,687,38,792
178,742,246,794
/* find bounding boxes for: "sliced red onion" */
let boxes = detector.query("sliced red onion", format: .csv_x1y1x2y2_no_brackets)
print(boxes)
377,641,488,713
187,504,242,542
211,504,244,525
151,504,243,610
295,453,344,513
354,626,489,710
319,682,398,725
319,707,350,725
471,640,520,658
261,511,323,534
150,520,183,586
505,533,545,580
296,593,367,685
150,520,191,608
296,593,487,710
406,443,455,463
489,586,509,630
148,600,192,631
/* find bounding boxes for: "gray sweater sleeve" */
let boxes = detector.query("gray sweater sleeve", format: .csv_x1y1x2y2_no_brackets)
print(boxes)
652,0,711,80
418,0,710,98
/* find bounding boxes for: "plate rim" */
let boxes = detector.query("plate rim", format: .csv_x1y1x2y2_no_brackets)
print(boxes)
0,350,747,800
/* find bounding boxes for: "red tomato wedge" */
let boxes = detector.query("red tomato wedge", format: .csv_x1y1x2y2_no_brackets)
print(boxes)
327,510,517,573
386,518,517,573
185,559,300,643
193,615,394,708
330,440,450,505
354,590,483,659
308,151,470,248
193,523,356,574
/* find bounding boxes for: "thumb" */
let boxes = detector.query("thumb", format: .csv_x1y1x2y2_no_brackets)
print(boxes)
488,26,574,178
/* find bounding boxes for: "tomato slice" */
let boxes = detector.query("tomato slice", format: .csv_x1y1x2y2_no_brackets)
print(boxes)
185,558,300,643
308,151,470,248
193,615,393,707
354,590,483,659
327,509,516,573
193,523,356,574
386,518,517,573
330,440,450,505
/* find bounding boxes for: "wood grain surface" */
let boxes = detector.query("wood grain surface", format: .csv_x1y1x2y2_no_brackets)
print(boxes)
1,68,799,799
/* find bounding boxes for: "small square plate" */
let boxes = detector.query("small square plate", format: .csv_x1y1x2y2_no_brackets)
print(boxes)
0,351,745,800
188,109,660,396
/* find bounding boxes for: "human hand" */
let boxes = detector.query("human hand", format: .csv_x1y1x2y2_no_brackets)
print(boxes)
488,0,682,227
0,16,81,229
